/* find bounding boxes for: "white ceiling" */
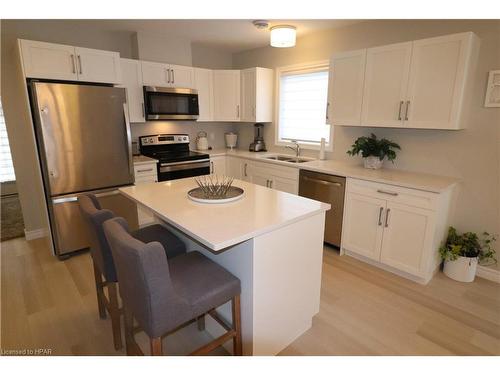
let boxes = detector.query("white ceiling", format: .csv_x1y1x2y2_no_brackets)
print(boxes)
87,19,363,53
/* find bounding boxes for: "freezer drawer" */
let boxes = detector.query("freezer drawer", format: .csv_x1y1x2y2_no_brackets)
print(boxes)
50,188,138,256
299,170,346,247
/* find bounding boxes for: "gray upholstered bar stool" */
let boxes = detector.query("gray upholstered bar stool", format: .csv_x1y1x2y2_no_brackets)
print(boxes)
78,194,186,350
103,216,243,356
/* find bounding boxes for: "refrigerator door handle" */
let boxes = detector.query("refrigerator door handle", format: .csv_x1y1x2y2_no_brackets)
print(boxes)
53,196,78,204
123,103,134,179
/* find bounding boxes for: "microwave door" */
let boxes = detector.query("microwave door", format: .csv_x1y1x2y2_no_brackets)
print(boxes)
144,86,199,120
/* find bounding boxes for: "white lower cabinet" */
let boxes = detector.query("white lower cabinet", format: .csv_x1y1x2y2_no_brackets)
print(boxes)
247,160,298,194
226,156,250,181
209,156,226,175
133,161,158,227
341,178,453,284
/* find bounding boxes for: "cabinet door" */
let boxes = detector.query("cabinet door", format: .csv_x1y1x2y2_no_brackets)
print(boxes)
210,156,227,175
141,61,169,86
380,202,434,276
120,59,145,123
404,33,474,129
241,68,256,122
19,40,78,81
169,64,194,88
361,42,412,127
226,157,248,180
342,192,385,260
248,164,272,188
74,47,121,84
271,176,298,194
213,70,241,121
194,68,214,121
329,49,366,126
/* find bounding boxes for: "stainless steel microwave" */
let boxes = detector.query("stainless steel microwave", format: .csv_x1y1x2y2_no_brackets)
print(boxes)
143,86,199,120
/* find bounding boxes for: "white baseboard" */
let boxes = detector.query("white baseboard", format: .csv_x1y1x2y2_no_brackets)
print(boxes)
476,265,500,283
24,228,48,241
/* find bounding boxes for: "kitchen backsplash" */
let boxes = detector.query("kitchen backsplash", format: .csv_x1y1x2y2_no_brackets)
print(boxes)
131,121,236,150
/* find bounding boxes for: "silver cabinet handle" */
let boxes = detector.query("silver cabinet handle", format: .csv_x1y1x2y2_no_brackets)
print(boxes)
326,102,330,121
398,101,404,120
385,208,391,227
166,69,171,83
77,55,83,74
378,207,384,226
210,161,214,174
270,180,273,188
171,69,175,84
70,54,76,74
137,168,154,173
236,105,240,119
377,189,398,196
404,100,410,121
243,163,248,177
142,103,145,118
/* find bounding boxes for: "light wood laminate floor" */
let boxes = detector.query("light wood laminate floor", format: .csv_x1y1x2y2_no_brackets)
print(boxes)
1,237,499,355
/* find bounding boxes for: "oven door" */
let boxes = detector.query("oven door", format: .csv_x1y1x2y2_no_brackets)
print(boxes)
159,159,210,181
144,86,199,120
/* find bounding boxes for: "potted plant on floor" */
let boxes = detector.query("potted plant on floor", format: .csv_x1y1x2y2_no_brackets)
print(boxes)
439,226,497,282
347,133,401,169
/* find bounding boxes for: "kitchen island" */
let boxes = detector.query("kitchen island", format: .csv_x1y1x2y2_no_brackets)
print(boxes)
119,178,330,355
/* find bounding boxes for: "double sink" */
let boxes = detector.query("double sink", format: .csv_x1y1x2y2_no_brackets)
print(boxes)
261,155,314,164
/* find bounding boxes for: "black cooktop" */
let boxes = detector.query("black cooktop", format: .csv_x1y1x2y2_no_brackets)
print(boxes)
142,150,209,163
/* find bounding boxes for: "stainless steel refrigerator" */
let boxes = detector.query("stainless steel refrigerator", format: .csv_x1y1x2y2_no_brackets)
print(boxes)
30,81,138,257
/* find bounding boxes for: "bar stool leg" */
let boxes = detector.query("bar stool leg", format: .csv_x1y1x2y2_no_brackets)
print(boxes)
108,282,123,350
150,337,163,355
196,314,206,331
92,261,106,319
232,295,242,356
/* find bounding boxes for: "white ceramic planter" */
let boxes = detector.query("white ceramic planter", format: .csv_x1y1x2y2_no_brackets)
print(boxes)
443,256,478,282
363,156,384,169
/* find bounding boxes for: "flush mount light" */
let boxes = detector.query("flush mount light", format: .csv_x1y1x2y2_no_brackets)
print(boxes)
270,25,296,48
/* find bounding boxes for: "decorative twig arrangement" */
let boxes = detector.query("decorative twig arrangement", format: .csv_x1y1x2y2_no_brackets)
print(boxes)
195,175,234,199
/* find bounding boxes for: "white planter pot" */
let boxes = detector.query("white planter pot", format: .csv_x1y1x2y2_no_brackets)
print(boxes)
443,256,478,282
363,156,384,169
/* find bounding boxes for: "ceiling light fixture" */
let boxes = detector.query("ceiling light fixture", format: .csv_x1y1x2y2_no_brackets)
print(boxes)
252,20,269,29
270,25,296,48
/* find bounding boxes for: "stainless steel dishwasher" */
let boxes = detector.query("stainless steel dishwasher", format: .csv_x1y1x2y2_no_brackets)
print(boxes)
299,170,346,247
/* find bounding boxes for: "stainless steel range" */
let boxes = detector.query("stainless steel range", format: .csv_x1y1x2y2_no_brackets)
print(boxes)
139,134,210,181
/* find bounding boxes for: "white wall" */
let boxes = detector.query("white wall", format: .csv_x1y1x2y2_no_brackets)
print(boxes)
233,20,500,254
132,31,192,65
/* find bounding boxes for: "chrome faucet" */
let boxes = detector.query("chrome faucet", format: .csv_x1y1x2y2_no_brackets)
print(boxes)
286,140,300,158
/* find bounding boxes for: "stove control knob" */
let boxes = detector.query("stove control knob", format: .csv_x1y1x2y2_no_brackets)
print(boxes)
183,137,187,141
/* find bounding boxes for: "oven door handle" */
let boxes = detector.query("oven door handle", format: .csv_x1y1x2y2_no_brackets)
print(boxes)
160,160,210,173
160,159,210,167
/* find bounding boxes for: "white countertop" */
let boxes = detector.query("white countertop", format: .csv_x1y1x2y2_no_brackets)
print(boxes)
119,177,330,251
132,155,158,165
195,149,459,193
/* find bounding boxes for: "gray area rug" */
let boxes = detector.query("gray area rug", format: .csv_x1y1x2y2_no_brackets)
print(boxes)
1,194,25,241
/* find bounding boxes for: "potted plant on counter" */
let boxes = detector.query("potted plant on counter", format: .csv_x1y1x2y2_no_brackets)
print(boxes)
439,226,497,282
347,133,401,169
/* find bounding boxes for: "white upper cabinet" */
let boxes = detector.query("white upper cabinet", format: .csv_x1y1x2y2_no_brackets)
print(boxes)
74,47,121,84
240,67,274,123
328,49,367,126
361,42,412,127
213,70,241,121
19,40,122,84
141,61,169,86
194,68,214,121
141,61,194,88
328,32,479,130
169,64,194,88
19,40,78,81
120,58,145,123
404,32,477,130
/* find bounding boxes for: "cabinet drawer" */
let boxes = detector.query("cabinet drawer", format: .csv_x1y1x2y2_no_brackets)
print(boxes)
135,175,157,184
251,160,299,180
347,178,438,210
134,163,157,177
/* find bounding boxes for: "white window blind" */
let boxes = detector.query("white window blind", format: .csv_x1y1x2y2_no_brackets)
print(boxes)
278,67,330,144
0,99,16,182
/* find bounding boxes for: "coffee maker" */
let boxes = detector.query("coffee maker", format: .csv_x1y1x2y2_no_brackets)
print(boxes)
249,123,267,152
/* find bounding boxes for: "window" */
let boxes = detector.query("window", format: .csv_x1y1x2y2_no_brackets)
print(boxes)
0,99,16,183
276,62,331,149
